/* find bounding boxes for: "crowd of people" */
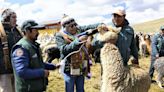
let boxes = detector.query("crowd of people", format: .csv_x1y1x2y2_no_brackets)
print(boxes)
0,7,164,92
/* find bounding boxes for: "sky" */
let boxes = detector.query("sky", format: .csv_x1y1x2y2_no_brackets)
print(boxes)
0,0,164,26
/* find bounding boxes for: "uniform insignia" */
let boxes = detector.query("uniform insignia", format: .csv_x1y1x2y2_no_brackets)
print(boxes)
16,48,23,56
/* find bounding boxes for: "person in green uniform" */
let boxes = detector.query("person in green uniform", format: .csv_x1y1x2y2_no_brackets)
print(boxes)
11,20,60,92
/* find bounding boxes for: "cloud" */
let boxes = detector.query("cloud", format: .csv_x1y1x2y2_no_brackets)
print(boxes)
126,0,163,12
125,0,164,24
0,0,5,2
0,0,163,26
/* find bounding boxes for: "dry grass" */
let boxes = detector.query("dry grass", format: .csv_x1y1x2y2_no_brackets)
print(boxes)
133,17,164,33
46,57,164,92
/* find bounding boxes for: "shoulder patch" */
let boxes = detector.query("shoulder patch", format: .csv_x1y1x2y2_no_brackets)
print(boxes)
16,48,24,56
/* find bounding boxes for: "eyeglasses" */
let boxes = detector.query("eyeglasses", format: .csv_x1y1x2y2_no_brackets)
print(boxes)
70,23,77,28
66,23,77,28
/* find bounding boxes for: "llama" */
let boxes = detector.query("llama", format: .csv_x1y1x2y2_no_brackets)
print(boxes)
100,30,151,92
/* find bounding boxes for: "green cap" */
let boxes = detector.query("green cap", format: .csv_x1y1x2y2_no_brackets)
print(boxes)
21,20,45,31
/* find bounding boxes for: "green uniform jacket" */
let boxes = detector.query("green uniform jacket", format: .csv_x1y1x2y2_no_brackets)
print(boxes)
11,37,47,92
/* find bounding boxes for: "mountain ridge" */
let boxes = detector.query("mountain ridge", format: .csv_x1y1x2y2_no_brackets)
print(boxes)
132,17,164,33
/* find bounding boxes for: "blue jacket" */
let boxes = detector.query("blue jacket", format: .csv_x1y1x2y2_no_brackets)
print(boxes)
92,19,138,66
151,32,164,58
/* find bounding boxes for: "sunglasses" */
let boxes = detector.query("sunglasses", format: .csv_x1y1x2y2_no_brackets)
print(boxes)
69,23,77,28
65,22,77,28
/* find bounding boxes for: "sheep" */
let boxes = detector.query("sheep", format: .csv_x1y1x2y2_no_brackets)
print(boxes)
99,30,151,92
154,57,164,88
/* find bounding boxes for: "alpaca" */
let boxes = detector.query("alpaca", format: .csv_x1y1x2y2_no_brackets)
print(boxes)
144,34,151,55
138,33,152,57
100,30,151,92
154,57,164,88
43,44,60,63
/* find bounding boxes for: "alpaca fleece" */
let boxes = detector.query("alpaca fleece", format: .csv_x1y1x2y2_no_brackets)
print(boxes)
100,42,151,92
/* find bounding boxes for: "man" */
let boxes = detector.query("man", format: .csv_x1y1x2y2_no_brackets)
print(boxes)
149,25,164,80
0,8,22,92
111,7,139,66
92,7,139,66
55,15,99,92
11,20,59,92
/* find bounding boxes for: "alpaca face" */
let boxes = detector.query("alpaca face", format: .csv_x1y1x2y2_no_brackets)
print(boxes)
97,25,120,44
97,24,109,35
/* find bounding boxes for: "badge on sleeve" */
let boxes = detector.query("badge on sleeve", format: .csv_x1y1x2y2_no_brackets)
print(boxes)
16,48,24,56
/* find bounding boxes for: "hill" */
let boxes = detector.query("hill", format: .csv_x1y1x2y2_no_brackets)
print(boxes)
132,18,164,33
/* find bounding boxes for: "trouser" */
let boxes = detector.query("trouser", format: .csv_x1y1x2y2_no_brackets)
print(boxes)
149,59,155,79
93,49,101,63
63,73,84,92
0,74,15,92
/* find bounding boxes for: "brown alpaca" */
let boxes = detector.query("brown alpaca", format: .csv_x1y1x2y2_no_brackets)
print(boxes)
100,31,151,92
144,34,151,55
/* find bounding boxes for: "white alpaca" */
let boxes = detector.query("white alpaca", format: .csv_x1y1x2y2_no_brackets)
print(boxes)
100,31,151,92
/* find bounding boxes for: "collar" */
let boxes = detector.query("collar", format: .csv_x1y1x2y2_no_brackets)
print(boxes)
23,37,40,48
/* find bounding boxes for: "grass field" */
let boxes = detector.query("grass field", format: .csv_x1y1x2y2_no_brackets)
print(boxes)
45,57,164,92
133,17,164,33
